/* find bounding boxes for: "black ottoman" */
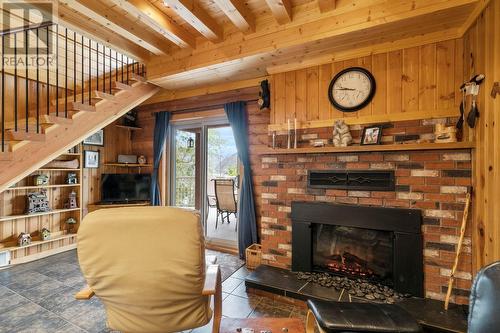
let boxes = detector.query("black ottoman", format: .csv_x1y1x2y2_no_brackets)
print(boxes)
306,299,422,333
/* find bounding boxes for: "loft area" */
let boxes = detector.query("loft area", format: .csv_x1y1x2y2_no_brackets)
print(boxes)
0,1,499,332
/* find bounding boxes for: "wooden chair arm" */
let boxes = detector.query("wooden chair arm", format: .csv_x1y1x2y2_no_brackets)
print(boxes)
75,288,95,300
202,264,222,333
203,264,220,295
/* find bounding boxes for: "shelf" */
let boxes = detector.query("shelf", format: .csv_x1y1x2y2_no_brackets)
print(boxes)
115,124,142,130
60,153,81,156
256,142,475,155
0,233,77,252
5,184,81,191
37,168,80,171
103,163,152,167
0,208,81,222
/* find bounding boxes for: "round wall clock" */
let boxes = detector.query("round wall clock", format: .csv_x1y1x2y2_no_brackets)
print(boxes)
328,67,376,112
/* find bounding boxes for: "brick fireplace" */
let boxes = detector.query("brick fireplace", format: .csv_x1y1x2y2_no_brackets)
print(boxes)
256,123,473,305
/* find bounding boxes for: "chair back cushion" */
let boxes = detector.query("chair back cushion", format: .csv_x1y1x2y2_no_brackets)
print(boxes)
215,179,237,212
468,261,500,333
77,207,211,333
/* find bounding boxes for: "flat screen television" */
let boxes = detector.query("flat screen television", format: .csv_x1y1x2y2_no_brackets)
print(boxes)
101,173,151,203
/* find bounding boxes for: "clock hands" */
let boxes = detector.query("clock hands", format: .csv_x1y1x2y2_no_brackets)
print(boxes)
333,87,356,91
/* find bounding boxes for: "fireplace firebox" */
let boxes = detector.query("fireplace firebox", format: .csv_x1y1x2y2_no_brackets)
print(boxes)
291,201,423,297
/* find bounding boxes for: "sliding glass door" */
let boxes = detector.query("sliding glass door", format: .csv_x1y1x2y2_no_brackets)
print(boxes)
170,118,239,248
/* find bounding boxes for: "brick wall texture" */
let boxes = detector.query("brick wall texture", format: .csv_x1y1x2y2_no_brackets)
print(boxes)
248,106,473,305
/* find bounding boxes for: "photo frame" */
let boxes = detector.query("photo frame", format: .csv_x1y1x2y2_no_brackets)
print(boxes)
83,129,104,146
83,150,100,168
361,125,383,145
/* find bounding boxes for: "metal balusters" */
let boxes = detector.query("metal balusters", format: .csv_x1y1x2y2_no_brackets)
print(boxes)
73,32,76,102
56,25,59,117
65,28,68,118
88,38,91,105
36,28,40,133
1,35,5,152
14,33,18,131
96,43,99,92
81,35,84,104
46,27,49,116
25,30,28,132
121,53,124,83
126,55,129,84
115,50,118,82
109,48,112,93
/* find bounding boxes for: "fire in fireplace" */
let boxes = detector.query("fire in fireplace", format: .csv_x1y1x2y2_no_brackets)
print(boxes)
291,201,424,296
312,224,393,284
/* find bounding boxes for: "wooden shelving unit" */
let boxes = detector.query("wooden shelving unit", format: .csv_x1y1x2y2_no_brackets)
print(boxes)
5,184,81,191
0,208,81,222
256,142,475,155
103,163,152,167
115,124,142,131
0,146,83,266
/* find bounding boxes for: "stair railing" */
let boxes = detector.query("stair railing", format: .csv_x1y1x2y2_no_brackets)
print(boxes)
0,22,146,153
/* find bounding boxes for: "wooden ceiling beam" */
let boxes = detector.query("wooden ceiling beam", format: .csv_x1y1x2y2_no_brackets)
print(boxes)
318,0,336,13
108,0,196,48
163,0,223,42
45,2,152,60
212,0,255,33
264,0,293,24
266,28,460,74
147,0,477,80
61,0,170,55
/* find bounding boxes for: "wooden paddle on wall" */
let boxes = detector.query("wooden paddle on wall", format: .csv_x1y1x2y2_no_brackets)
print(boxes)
444,191,472,310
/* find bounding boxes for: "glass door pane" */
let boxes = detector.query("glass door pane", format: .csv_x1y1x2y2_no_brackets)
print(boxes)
205,125,238,245
172,127,201,210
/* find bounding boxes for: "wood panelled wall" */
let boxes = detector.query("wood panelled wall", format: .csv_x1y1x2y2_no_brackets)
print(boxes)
465,0,500,272
270,39,463,125
80,120,150,216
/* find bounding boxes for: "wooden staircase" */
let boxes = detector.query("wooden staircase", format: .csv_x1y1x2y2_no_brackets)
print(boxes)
0,73,159,192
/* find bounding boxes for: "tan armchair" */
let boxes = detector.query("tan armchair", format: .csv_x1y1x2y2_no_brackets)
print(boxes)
75,207,222,333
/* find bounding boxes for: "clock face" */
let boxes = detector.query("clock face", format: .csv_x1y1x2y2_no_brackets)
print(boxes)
328,67,376,112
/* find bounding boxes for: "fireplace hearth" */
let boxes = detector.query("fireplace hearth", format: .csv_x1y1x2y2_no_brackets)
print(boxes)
291,201,423,296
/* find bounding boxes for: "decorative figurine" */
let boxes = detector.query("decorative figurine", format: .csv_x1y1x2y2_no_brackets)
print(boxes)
434,124,457,143
66,172,78,184
65,217,77,233
18,232,32,247
138,155,147,165
64,191,78,209
33,174,49,186
41,228,51,241
332,120,353,147
26,190,51,214
123,110,138,127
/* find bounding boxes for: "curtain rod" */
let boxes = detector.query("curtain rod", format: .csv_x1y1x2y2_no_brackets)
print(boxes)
148,98,259,116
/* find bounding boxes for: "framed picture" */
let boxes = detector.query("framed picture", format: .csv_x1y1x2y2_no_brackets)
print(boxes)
84,150,100,168
83,129,104,146
361,125,383,145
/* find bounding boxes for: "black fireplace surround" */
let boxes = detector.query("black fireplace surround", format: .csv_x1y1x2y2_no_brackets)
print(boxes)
291,201,423,297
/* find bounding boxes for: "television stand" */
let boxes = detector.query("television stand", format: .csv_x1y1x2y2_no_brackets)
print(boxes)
87,201,150,213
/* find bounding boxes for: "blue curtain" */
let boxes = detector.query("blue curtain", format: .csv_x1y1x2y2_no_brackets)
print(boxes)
224,101,258,258
151,111,170,206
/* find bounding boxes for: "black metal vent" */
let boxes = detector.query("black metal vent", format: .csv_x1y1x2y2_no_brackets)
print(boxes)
308,170,395,191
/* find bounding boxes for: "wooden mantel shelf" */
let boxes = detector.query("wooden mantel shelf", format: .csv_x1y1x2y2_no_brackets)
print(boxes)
256,142,475,155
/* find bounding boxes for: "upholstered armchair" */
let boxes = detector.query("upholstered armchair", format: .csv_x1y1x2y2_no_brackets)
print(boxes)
75,207,222,333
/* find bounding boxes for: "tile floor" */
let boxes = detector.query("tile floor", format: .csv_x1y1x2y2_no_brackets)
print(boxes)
0,250,306,333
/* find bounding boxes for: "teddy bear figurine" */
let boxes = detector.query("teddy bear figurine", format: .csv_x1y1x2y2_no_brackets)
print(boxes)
332,120,352,147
